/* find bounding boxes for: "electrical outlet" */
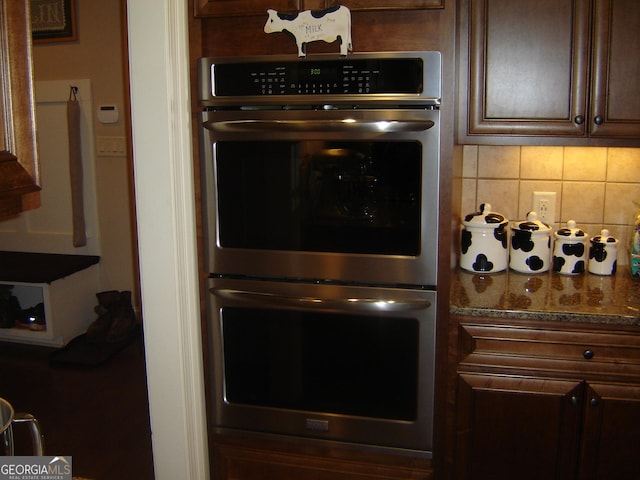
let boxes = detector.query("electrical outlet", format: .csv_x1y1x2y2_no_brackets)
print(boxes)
533,191,557,224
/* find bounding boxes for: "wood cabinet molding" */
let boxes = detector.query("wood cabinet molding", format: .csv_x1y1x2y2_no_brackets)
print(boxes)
327,0,444,11
455,373,583,480
589,0,640,138
458,322,640,381
194,0,300,17
454,315,640,480
214,433,433,480
464,0,590,137
578,382,640,480
195,0,443,17
0,0,40,219
459,0,640,144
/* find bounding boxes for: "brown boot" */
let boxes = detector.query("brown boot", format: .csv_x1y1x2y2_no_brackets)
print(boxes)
86,290,121,342
106,291,137,343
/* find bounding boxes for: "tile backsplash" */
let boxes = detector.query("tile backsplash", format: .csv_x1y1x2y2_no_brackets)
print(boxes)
461,146,640,265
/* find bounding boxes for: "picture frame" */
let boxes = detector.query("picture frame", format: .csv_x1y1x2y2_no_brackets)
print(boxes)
31,0,76,43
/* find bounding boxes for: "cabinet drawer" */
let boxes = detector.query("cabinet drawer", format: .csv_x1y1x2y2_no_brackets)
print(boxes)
459,323,640,380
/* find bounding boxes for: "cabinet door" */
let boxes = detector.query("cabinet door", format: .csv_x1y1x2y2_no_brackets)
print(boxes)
578,382,640,480
194,0,301,17
463,0,591,137
455,373,583,480
589,0,640,138
0,0,40,219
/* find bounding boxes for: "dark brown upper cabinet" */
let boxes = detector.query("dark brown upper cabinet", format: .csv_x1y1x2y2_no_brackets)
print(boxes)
458,0,640,145
195,0,443,17
0,0,40,219
589,0,640,139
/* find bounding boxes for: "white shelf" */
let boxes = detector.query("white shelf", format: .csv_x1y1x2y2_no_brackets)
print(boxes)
0,262,100,347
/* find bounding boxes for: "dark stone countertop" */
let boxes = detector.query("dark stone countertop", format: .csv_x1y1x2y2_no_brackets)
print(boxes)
451,265,640,327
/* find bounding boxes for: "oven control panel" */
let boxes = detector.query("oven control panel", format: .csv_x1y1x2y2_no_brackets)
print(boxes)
199,52,441,105
214,59,422,96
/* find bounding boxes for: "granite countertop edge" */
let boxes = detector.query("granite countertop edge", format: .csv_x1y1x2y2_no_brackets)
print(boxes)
450,266,640,328
450,305,640,327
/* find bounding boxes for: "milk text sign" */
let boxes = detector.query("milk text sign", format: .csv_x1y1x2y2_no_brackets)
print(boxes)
264,6,352,57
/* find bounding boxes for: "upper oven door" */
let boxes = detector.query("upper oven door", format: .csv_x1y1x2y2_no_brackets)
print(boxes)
200,107,440,287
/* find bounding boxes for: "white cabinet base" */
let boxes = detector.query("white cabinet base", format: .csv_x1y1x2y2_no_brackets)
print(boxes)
0,257,100,347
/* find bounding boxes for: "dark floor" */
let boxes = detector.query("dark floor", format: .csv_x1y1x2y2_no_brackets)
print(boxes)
0,336,155,479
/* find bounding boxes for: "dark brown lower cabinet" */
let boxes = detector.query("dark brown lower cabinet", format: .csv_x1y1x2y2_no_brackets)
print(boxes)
579,383,640,480
456,375,640,480
454,318,640,480
455,374,583,480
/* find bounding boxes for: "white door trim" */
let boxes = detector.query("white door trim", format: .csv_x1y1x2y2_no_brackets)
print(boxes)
126,1,210,478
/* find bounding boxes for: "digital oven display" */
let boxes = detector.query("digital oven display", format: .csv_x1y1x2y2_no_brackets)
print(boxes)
212,58,423,96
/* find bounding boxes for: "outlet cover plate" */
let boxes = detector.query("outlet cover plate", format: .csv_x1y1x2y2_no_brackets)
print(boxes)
533,191,557,224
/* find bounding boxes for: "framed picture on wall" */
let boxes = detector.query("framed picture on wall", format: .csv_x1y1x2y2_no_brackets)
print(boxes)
31,0,76,43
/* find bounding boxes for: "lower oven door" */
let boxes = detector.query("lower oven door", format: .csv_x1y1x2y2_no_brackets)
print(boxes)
207,276,436,455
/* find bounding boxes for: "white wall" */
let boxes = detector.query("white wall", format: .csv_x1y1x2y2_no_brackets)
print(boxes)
0,80,100,255
30,0,137,296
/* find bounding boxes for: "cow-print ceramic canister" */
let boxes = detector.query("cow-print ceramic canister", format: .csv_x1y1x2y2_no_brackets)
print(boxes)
588,229,618,276
509,211,552,274
553,220,588,275
460,203,509,273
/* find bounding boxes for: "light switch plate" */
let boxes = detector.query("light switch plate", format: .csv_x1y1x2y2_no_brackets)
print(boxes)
96,136,127,157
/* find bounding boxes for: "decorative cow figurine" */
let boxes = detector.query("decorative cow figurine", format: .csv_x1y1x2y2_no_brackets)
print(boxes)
264,6,352,57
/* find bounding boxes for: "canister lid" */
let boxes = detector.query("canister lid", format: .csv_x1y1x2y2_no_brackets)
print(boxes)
554,220,587,241
463,203,507,227
591,229,619,245
513,211,552,233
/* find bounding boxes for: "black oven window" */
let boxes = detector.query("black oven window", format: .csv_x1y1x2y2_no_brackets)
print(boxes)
215,141,422,255
221,307,419,421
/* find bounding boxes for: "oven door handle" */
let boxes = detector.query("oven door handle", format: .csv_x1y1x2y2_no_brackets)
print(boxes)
211,287,432,312
203,119,435,133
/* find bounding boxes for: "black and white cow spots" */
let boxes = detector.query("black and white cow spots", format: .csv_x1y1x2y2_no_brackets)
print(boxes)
588,232,618,275
461,229,472,255
511,230,535,253
552,221,588,275
460,227,508,273
472,254,494,272
460,204,509,273
509,228,551,273
553,242,586,274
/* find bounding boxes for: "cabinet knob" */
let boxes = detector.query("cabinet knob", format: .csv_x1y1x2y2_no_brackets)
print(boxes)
570,396,580,405
583,349,594,360
590,397,600,407
594,115,604,125
574,115,585,125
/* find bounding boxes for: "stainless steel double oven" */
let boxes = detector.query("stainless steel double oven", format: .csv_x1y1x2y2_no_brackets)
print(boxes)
198,52,441,455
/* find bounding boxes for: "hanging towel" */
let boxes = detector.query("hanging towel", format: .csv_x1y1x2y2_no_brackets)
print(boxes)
67,86,86,247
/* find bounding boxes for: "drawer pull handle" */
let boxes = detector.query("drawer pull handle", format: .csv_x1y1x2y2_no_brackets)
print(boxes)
583,349,594,360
